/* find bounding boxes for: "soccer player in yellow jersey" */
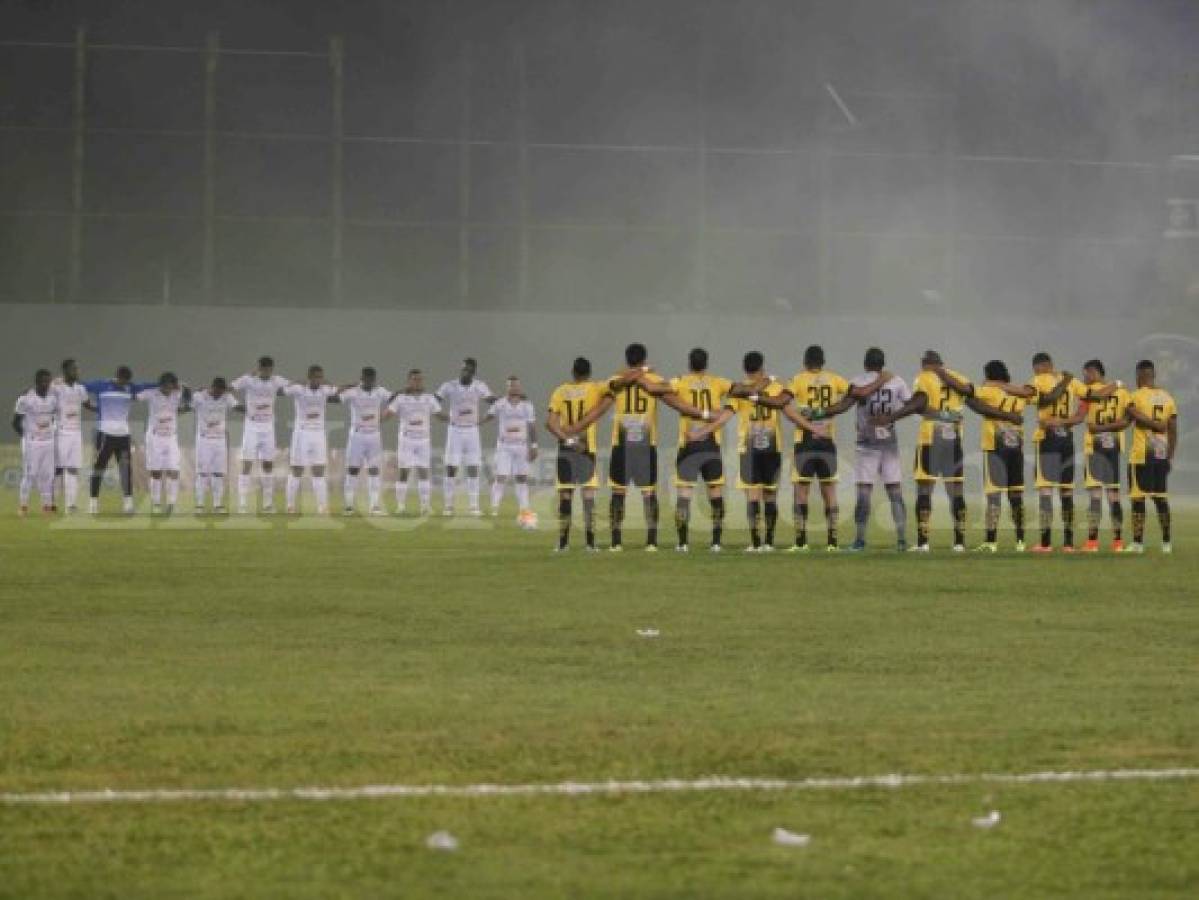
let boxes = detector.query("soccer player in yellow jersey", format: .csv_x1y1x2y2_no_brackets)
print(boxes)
1078,359,1131,552
652,348,733,551
1012,352,1116,553
545,357,606,552
567,343,712,551
874,350,973,551
1123,359,1178,554
943,361,1029,552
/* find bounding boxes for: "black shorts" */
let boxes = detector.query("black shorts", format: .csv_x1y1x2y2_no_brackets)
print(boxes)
1129,459,1169,498
793,436,837,483
93,433,132,466
739,449,782,488
1086,445,1121,489
984,446,1025,493
675,437,723,486
555,448,597,489
915,432,963,481
609,442,658,489
1036,432,1075,488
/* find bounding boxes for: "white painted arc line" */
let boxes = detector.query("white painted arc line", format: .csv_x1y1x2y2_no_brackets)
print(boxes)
3,768,1198,805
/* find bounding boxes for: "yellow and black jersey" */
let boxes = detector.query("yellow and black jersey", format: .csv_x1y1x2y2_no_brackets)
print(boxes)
974,383,1027,452
1127,386,1177,465
727,379,785,454
547,380,606,454
1028,372,1089,442
670,373,733,446
788,369,850,443
1082,385,1131,454
605,371,665,447
912,369,970,446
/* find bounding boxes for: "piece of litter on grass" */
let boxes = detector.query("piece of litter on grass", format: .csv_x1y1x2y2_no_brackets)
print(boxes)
636,629,660,638
971,810,1001,829
772,827,811,847
426,830,460,851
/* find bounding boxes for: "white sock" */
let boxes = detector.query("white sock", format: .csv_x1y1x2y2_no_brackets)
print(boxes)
443,476,456,510
212,475,225,507
286,475,300,508
395,476,409,509
467,476,480,509
19,473,31,507
195,475,209,508
238,474,251,507
166,478,178,506
419,478,431,508
516,480,530,510
39,475,54,507
260,473,274,507
314,476,328,510
344,474,358,509
150,478,162,505
491,480,504,510
368,475,380,509
64,472,78,508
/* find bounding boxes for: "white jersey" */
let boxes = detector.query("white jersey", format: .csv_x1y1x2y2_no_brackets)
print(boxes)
436,379,492,429
389,392,441,443
342,385,392,436
14,390,58,445
232,374,289,428
138,388,185,439
192,390,239,441
52,381,89,435
851,373,911,447
491,397,536,450
286,383,338,434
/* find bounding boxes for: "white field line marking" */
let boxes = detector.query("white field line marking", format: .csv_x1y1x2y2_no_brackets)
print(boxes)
3,768,1197,806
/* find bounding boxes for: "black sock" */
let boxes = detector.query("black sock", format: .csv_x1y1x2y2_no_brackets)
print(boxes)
1061,495,1075,547
118,452,132,497
557,496,572,548
710,496,724,547
951,493,966,546
643,493,659,547
985,494,1000,543
1153,497,1171,543
583,496,596,548
675,496,691,546
1010,494,1025,542
748,500,762,548
764,500,778,547
1087,495,1102,542
916,491,932,547
1132,499,1146,543
610,493,625,547
826,504,839,548
1039,494,1053,547
794,502,808,547
1110,500,1123,540
89,470,103,499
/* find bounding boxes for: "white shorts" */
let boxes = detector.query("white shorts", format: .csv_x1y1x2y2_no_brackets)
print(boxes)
494,445,530,478
290,430,328,468
55,431,82,469
397,438,432,470
241,425,276,462
145,434,182,472
195,436,229,475
346,432,383,470
854,443,903,486
445,427,482,467
23,441,55,484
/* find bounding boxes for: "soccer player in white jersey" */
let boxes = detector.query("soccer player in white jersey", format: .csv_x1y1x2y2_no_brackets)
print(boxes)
191,377,242,513
52,358,90,512
340,366,391,516
435,358,495,516
386,369,441,515
284,364,340,515
847,348,912,551
12,369,59,516
231,356,289,514
485,376,538,517
137,372,191,514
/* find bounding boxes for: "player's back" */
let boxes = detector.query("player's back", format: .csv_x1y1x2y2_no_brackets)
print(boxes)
671,373,732,446
851,373,909,446
606,372,663,446
550,380,603,453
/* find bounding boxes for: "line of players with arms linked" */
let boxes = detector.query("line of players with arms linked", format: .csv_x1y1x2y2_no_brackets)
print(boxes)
12,344,1179,554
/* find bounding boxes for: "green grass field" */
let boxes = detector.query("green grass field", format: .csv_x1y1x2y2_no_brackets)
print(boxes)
1,495,1196,898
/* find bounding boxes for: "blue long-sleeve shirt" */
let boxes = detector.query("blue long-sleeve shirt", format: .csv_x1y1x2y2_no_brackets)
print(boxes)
83,379,156,437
